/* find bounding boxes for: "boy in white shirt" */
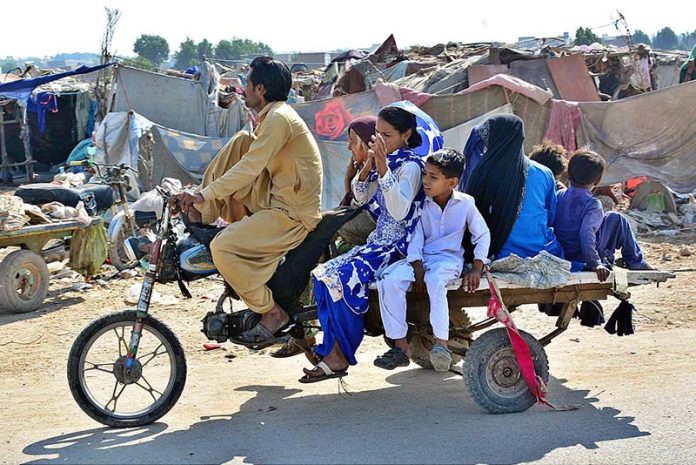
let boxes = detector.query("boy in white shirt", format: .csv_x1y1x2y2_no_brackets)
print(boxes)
375,148,491,372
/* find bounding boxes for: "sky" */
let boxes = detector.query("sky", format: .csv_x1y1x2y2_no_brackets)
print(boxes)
2,0,695,58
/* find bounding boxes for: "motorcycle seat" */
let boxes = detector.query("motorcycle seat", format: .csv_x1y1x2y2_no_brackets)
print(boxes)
268,206,360,315
15,183,114,216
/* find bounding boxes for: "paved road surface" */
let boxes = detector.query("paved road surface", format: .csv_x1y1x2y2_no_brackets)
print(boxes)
3,312,694,465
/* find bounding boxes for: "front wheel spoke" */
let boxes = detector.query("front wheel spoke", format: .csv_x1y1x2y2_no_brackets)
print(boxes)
105,380,127,412
83,361,115,374
138,343,165,367
114,327,128,357
135,375,162,402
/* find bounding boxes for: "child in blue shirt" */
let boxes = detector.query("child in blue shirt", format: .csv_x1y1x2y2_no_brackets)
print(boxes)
555,149,652,281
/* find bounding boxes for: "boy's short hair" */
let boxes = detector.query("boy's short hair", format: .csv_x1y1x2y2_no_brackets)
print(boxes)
568,148,606,186
426,148,465,179
529,140,567,177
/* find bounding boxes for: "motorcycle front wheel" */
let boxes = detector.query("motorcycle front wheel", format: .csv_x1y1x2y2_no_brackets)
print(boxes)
107,215,138,271
67,310,187,427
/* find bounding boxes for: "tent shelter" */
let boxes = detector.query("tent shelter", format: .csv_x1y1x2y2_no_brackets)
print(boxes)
0,63,111,183
93,56,696,209
111,63,252,138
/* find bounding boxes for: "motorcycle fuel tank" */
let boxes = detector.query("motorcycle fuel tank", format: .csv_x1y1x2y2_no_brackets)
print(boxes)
177,237,217,279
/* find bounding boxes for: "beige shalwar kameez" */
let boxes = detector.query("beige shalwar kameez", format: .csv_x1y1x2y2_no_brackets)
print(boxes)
196,101,322,313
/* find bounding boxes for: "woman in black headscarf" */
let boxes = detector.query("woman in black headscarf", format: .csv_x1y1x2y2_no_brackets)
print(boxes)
466,114,563,260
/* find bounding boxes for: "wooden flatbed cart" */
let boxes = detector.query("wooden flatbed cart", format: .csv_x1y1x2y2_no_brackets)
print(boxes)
364,269,675,413
0,218,101,313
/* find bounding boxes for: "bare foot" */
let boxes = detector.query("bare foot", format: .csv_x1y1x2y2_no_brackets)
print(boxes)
303,342,348,378
258,304,290,334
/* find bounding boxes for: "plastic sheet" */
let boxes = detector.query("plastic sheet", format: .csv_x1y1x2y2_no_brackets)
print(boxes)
490,250,571,289
69,224,108,276
0,196,30,231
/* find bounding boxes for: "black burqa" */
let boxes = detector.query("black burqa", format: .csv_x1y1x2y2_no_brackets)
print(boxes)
466,114,529,257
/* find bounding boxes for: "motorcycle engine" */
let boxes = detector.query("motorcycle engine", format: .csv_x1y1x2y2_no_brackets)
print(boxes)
201,309,261,342
201,312,230,343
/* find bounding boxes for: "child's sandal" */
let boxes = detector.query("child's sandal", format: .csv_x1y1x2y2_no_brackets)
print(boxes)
374,347,410,370
430,343,452,372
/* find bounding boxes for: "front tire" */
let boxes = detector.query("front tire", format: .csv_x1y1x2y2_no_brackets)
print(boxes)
67,310,187,427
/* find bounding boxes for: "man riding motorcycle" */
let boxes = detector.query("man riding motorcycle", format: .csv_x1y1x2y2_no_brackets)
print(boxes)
173,56,323,348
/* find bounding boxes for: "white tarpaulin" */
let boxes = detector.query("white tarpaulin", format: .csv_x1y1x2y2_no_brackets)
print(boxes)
113,65,249,138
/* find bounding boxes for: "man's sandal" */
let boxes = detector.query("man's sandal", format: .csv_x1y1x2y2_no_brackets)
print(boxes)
230,321,289,350
373,347,410,370
299,361,348,384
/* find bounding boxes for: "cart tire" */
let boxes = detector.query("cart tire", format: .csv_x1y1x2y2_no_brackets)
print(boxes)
0,250,50,313
464,328,549,414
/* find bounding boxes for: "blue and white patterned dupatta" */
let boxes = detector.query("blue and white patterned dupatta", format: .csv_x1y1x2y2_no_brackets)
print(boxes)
312,148,425,314
387,100,444,157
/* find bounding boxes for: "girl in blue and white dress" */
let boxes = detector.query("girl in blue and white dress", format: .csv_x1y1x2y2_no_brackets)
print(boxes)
300,103,439,383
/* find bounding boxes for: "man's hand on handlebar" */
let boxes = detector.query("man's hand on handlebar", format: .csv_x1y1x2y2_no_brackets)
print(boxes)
170,192,205,212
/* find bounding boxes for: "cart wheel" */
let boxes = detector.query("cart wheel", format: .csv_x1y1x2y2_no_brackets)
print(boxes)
0,250,50,314
464,328,549,414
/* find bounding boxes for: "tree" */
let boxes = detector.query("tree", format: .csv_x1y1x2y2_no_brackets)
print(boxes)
96,7,120,120
0,57,19,74
174,37,198,70
133,34,169,66
574,27,602,46
233,37,273,58
653,27,679,50
217,37,273,60
632,29,651,46
127,56,156,72
215,40,235,60
197,39,214,61
679,31,696,51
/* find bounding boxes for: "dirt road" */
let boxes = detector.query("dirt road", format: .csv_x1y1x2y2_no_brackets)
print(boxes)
1,236,694,464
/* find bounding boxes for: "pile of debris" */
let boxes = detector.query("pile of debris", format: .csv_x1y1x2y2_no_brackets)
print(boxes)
620,180,696,237
578,44,689,99
0,193,90,232
406,42,494,64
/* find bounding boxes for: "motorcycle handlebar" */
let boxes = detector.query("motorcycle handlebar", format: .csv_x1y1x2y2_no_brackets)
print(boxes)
66,160,137,172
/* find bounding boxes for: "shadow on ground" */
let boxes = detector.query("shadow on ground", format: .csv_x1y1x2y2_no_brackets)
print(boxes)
0,290,85,327
23,370,648,464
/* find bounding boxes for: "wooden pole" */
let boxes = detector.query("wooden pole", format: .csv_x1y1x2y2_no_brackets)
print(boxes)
20,104,34,183
0,105,11,183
